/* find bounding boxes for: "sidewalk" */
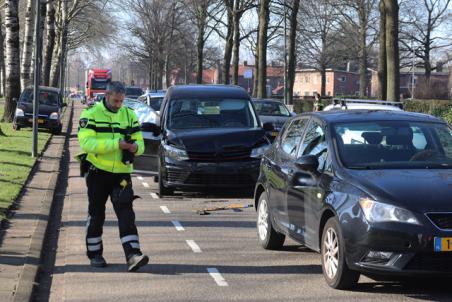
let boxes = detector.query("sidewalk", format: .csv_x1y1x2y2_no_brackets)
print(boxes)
0,102,73,302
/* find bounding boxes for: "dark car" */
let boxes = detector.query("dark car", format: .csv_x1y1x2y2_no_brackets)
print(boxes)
254,110,452,289
134,85,273,196
125,87,144,100
252,99,295,141
13,86,64,134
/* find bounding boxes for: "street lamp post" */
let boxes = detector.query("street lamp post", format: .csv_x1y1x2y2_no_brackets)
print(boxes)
283,0,288,105
32,0,43,158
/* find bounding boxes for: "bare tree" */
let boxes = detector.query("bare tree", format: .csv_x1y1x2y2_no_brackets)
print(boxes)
20,0,36,89
285,0,300,104
2,0,21,123
400,0,452,80
384,0,399,101
0,12,6,97
256,0,270,97
43,0,56,86
378,0,387,99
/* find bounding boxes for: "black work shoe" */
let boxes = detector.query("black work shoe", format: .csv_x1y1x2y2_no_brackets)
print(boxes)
127,254,149,272
90,255,107,268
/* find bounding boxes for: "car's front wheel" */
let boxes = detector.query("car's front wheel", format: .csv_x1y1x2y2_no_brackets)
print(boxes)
158,161,173,197
257,191,285,250
321,217,360,289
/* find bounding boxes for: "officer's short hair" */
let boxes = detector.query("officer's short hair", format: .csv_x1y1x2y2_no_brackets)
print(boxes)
106,81,126,95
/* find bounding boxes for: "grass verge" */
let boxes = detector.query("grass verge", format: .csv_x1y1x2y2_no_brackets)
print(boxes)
0,103,51,221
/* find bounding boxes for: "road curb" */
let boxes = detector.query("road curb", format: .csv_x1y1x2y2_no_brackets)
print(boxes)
12,101,74,302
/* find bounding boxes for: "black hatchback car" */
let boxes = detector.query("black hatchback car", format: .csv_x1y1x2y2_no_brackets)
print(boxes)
13,86,64,134
135,85,273,196
254,110,452,289
252,99,295,141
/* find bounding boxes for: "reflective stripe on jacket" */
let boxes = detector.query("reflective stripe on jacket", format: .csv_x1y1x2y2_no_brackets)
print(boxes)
77,101,144,173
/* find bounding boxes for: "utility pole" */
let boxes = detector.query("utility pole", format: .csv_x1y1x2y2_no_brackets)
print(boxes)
32,0,43,158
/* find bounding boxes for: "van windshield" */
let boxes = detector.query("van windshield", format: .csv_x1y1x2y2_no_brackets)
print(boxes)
20,89,60,106
167,98,259,130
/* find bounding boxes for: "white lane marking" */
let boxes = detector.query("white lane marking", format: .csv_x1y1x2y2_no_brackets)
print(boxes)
171,220,184,231
186,240,202,253
160,206,171,214
137,176,143,181
207,268,228,286
151,193,159,199
142,182,149,188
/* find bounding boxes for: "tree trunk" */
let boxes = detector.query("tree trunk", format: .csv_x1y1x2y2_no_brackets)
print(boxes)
252,52,258,97
385,0,399,102
2,0,21,123
43,0,56,86
286,0,300,105
148,59,153,89
50,1,62,88
196,24,205,84
0,13,6,97
377,0,387,100
21,0,36,90
256,0,270,98
358,2,367,97
320,65,326,98
231,1,241,85
223,0,233,84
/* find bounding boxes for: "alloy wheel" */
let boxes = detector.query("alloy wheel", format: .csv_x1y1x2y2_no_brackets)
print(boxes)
258,198,269,241
323,227,339,279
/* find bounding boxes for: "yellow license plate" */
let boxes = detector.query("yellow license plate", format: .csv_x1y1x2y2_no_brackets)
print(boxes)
28,118,45,124
271,131,279,137
434,237,452,252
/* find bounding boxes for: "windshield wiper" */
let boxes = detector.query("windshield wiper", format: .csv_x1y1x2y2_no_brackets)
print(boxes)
347,165,374,170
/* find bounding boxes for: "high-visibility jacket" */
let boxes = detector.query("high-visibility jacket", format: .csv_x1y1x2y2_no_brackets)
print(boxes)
77,101,144,174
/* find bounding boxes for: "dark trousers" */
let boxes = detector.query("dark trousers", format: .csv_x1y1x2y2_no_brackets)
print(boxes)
85,168,142,260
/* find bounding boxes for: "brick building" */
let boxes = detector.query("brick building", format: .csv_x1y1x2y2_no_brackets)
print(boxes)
293,69,367,97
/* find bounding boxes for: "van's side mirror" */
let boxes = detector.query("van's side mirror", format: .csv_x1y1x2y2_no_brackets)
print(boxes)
295,155,319,172
141,122,161,136
263,122,274,132
61,102,67,107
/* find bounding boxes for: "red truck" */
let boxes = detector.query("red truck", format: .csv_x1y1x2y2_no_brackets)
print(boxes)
85,68,112,102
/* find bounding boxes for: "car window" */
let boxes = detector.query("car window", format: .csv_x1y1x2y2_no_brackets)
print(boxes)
167,98,258,129
20,89,59,106
298,120,325,157
254,101,290,117
280,118,308,157
149,97,163,111
333,121,452,169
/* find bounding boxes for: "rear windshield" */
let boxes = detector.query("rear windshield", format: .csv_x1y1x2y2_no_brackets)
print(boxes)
254,101,290,117
167,98,259,130
20,89,60,106
333,121,452,169
91,79,109,90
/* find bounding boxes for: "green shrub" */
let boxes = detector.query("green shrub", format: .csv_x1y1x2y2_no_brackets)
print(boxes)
442,108,452,124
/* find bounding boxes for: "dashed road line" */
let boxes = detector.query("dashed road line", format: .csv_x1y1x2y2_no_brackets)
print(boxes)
137,176,143,181
151,192,159,199
160,206,171,214
142,182,149,188
207,268,228,286
186,240,202,253
171,220,184,231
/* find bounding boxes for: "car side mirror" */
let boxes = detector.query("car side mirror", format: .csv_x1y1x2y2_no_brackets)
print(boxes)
141,122,161,136
295,155,319,172
263,122,274,132
291,112,297,117
61,102,67,107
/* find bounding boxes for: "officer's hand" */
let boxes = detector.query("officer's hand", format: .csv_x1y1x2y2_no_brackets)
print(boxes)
119,140,132,150
129,143,138,154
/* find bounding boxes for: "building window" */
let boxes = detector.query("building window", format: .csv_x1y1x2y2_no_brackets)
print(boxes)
304,91,310,96
313,91,318,96
326,77,330,84
305,76,310,83
338,76,346,82
327,91,331,96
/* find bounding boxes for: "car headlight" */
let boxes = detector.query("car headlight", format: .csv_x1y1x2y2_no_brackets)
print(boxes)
250,143,270,158
359,198,420,225
163,143,188,161
49,112,59,120
15,108,24,117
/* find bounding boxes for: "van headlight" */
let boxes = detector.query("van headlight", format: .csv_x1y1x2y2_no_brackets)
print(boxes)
163,144,188,161
49,112,59,120
359,198,420,225
250,143,270,158
15,108,24,117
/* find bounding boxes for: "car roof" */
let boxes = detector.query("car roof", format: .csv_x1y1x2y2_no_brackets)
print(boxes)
304,110,445,124
24,86,60,93
323,103,403,111
168,85,249,100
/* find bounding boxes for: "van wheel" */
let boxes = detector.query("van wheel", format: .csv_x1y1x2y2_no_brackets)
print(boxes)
257,191,285,250
321,217,360,289
51,124,62,135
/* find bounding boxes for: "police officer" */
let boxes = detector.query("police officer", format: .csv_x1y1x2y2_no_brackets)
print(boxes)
77,81,149,272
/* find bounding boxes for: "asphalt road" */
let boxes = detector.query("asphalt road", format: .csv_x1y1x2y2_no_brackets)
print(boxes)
34,103,451,302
